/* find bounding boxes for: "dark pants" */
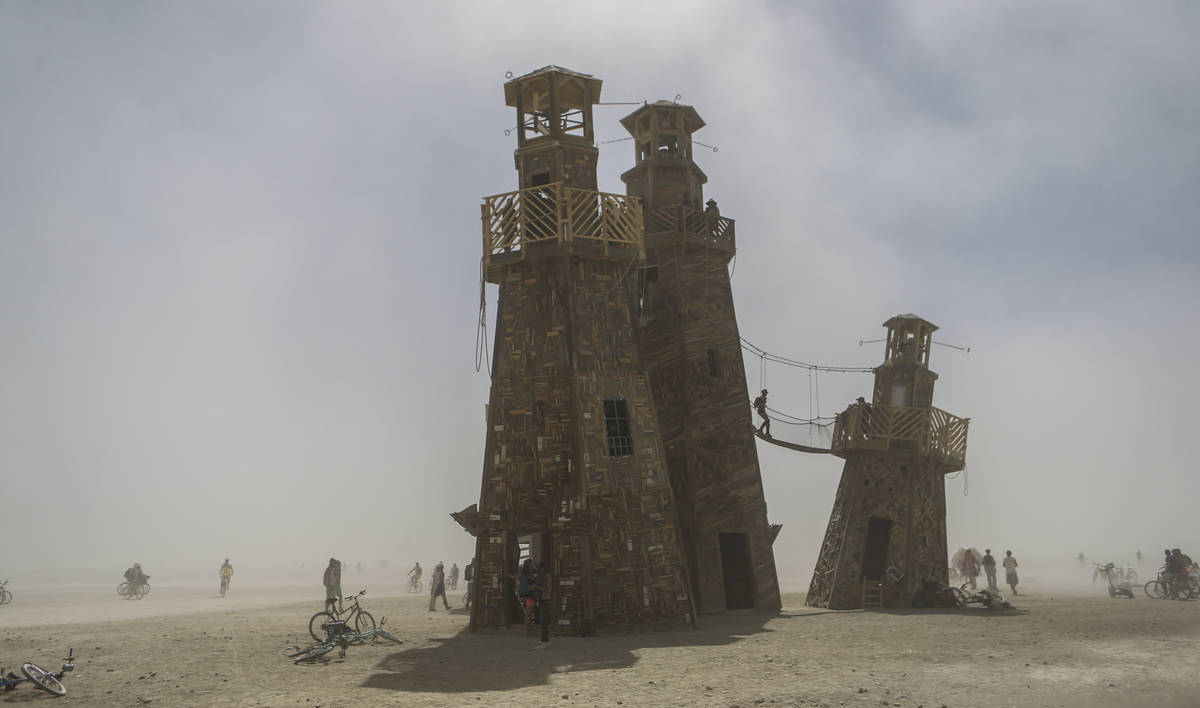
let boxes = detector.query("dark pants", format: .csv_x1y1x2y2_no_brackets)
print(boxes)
538,598,550,642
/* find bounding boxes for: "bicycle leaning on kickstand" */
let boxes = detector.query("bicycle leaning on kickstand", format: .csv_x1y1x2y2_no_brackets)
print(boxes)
308,589,376,642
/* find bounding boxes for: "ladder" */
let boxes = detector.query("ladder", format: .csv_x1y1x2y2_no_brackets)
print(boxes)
862,580,883,609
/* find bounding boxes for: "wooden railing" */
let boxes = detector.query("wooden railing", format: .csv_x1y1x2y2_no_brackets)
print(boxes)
830,403,968,471
481,183,643,266
644,204,735,251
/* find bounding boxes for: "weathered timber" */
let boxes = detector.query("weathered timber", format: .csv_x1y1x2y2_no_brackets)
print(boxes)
622,101,782,614
807,314,969,610
457,67,695,636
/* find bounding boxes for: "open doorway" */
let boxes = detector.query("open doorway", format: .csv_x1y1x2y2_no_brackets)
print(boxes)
719,532,755,609
508,531,551,624
862,517,893,581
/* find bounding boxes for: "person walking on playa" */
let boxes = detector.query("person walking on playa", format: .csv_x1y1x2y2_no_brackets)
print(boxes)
429,562,450,611
1003,550,1019,595
982,549,997,590
323,558,342,613
449,562,460,591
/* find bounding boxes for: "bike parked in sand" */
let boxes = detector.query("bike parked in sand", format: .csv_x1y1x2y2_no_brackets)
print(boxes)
308,589,376,642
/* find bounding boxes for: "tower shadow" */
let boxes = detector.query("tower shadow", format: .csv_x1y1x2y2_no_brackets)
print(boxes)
360,609,778,695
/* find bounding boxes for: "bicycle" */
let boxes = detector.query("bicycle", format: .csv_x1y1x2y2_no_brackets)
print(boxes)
1,648,75,696
219,576,230,598
406,576,423,593
1144,571,1198,600
308,589,376,642
117,576,151,600
290,619,353,663
0,579,12,606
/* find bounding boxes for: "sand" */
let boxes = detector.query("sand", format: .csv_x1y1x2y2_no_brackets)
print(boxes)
2,581,1198,707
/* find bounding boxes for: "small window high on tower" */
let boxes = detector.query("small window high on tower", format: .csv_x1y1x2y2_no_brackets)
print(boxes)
602,398,634,457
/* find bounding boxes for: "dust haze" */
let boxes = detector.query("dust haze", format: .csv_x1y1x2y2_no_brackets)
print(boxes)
1,1,1197,593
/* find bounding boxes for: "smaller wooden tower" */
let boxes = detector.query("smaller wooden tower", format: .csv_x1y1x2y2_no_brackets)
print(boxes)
806,315,969,609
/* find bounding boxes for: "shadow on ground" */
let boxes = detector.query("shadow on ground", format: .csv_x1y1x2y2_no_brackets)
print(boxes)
361,608,777,694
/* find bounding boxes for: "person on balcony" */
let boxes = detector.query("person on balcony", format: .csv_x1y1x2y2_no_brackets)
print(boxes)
753,389,771,437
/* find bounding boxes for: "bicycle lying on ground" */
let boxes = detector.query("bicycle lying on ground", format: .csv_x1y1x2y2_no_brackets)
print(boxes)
289,614,402,663
308,589,376,642
952,583,1014,609
0,579,12,607
117,577,151,600
1,648,75,696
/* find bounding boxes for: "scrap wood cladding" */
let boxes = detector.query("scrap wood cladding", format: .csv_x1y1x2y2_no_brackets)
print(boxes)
453,66,781,635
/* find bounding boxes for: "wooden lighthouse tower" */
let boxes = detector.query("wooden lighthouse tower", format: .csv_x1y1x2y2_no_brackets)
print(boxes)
454,67,695,634
620,101,782,614
806,315,969,609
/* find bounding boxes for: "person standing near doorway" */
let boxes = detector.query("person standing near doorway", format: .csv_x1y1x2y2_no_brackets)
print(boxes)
531,560,552,650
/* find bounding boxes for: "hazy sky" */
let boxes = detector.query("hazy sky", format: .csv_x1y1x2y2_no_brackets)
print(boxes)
2,1,1197,585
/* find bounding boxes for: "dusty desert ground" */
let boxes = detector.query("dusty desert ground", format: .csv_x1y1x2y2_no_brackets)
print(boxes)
2,579,1198,707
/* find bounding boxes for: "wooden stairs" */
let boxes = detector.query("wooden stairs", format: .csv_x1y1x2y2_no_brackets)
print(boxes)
862,580,883,609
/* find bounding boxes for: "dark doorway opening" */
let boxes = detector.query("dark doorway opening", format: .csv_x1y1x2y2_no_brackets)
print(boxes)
719,532,755,609
862,517,893,581
508,532,551,625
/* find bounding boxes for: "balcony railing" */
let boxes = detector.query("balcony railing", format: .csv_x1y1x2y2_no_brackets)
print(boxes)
644,204,735,252
481,183,643,272
830,403,969,472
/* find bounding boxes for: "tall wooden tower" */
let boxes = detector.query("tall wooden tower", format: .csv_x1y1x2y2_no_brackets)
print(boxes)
806,315,969,609
620,101,782,614
453,67,695,635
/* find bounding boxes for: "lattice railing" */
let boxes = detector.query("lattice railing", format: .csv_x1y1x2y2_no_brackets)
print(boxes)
482,183,643,265
830,403,968,470
644,204,735,251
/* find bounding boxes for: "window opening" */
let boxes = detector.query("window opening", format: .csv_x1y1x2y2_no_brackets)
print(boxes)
602,398,634,457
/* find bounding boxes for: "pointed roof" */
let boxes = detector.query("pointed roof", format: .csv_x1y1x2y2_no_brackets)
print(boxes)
620,100,705,135
504,65,603,106
883,313,938,332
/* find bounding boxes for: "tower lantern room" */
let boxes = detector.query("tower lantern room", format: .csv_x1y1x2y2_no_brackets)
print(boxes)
883,314,936,368
620,101,709,212
504,66,602,190
873,314,939,410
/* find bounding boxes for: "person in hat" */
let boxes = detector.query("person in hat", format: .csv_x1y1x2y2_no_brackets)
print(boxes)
753,389,771,437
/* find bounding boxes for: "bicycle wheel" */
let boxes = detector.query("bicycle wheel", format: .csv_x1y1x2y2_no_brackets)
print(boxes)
118,582,130,598
354,610,376,636
308,611,336,642
140,582,151,596
0,588,12,606
290,644,333,663
1144,580,1164,599
20,663,66,696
